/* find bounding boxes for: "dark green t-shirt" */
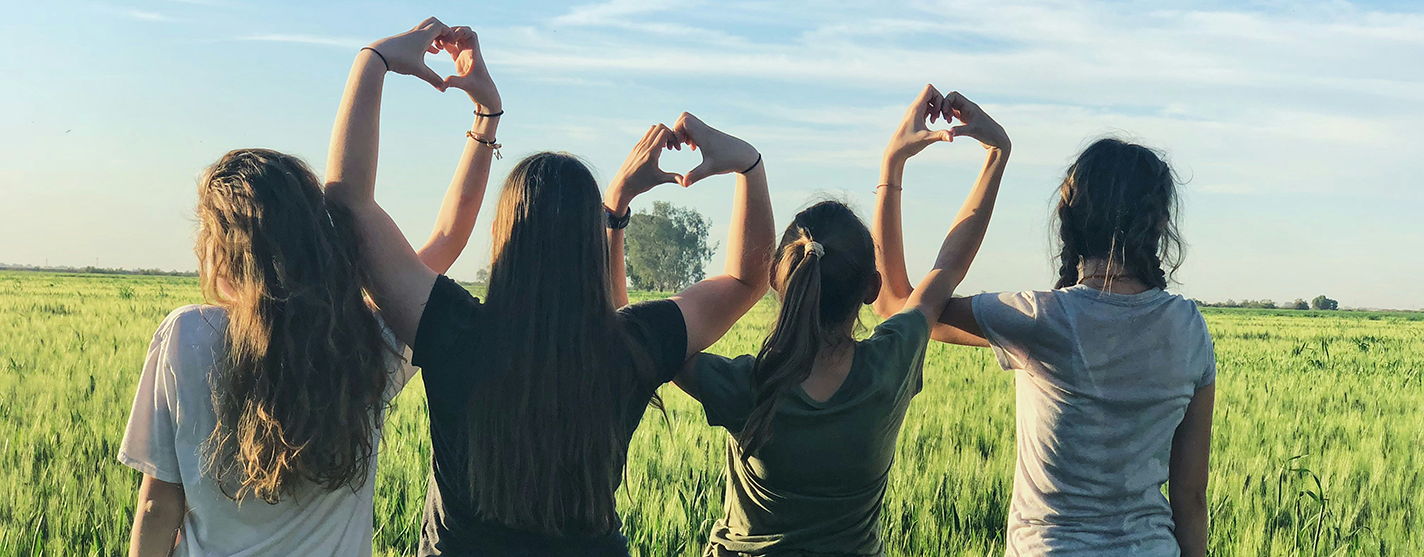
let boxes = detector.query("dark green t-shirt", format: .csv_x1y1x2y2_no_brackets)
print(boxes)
694,309,930,557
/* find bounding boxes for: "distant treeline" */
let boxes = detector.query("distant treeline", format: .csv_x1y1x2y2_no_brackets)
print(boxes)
1194,295,1339,311
0,263,197,277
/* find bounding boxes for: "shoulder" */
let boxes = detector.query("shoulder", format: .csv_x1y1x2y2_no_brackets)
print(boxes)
972,290,1057,328
426,275,482,312
156,304,227,346
618,299,687,352
619,299,688,382
618,298,685,327
1161,292,1215,346
868,308,930,345
695,352,756,374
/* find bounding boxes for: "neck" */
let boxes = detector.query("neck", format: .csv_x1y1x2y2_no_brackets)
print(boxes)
1077,258,1150,294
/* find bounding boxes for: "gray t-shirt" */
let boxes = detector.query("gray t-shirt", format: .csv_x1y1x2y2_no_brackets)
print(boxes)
119,305,416,557
972,286,1215,556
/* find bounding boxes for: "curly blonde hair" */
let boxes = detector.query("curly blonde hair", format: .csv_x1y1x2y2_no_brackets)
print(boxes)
196,148,393,503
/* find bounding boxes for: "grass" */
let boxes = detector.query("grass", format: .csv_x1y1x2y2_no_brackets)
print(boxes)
0,271,1420,556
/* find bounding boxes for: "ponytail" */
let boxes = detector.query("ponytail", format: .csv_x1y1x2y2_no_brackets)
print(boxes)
739,235,826,458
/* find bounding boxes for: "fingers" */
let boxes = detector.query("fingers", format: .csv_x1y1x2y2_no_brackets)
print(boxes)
654,124,680,151
911,83,942,120
673,112,702,150
413,64,447,91
942,91,977,123
418,16,449,36
682,161,714,187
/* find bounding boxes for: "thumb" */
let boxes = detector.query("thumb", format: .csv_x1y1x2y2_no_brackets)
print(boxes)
950,125,973,141
661,171,683,186
682,162,715,187
932,129,953,143
414,64,447,91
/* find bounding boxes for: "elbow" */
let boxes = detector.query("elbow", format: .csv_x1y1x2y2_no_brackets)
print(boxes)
1170,488,1209,517
137,496,184,526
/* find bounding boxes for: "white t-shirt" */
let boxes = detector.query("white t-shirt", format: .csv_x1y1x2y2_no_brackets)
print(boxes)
119,304,418,557
972,286,1216,557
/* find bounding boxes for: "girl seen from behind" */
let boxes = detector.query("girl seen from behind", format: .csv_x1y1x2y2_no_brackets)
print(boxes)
663,84,1010,557
322,20,777,557
874,117,1215,553
119,37,497,554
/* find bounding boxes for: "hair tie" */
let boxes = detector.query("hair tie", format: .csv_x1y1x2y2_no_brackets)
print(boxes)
804,241,824,258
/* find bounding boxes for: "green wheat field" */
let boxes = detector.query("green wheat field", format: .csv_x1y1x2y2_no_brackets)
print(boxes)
0,271,1421,556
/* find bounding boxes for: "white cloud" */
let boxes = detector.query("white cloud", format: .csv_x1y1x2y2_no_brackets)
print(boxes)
238,33,365,49
123,9,174,21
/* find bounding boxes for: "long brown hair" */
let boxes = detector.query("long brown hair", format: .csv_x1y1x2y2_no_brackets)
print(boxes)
466,152,659,536
196,149,392,503
1054,138,1184,290
739,201,875,458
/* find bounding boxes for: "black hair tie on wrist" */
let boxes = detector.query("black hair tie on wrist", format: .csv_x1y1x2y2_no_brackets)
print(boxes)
741,153,763,174
360,47,389,72
475,109,505,118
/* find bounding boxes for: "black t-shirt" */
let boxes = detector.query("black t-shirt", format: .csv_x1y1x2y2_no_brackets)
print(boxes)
410,276,688,557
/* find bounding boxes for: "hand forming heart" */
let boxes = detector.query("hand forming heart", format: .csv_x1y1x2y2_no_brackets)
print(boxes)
672,112,760,188
367,19,500,112
438,26,500,112
885,84,1009,161
366,18,453,91
605,113,761,213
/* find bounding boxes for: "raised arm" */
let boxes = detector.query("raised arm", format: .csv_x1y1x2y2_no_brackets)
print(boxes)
893,90,1011,328
873,84,950,319
667,113,775,357
605,124,683,307
1170,384,1215,557
416,27,502,275
323,18,455,345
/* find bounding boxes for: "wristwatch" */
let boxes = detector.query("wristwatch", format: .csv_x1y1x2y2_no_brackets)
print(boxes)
605,205,631,230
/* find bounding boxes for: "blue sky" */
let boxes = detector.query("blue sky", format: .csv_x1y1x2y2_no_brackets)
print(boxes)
1,0,1421,309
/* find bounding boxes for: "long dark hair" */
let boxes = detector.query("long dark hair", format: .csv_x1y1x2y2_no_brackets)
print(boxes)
196,149,392,503
466,152,659,536
739,201,875,458
1054,138,1183,290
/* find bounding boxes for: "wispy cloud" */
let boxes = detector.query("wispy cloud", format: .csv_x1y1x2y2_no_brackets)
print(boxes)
238,33,365,49
479,0,1424,198
122,9,174,22
162,0,244,6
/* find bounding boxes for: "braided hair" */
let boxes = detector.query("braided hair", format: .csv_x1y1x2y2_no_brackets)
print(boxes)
1053,138,1183,290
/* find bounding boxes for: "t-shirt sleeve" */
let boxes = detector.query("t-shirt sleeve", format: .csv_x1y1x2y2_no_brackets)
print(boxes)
865,308,931,395
693,353,757,431
118,315,184,484
372,311,419,402
1194,311,1218,390
618,299,688,386
971,291,1042,372
411,275,483,373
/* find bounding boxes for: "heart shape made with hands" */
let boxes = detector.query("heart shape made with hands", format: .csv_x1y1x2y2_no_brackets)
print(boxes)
629,114,759,191
433,27,497,106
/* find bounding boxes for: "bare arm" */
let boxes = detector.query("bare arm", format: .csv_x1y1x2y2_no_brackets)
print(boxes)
1170,384,1215,557
128,475,184,557
878,87,1011,325
931,297,990,346
605,124,683,307
416,27,502,275
323,19,459,344
667,113,775,357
